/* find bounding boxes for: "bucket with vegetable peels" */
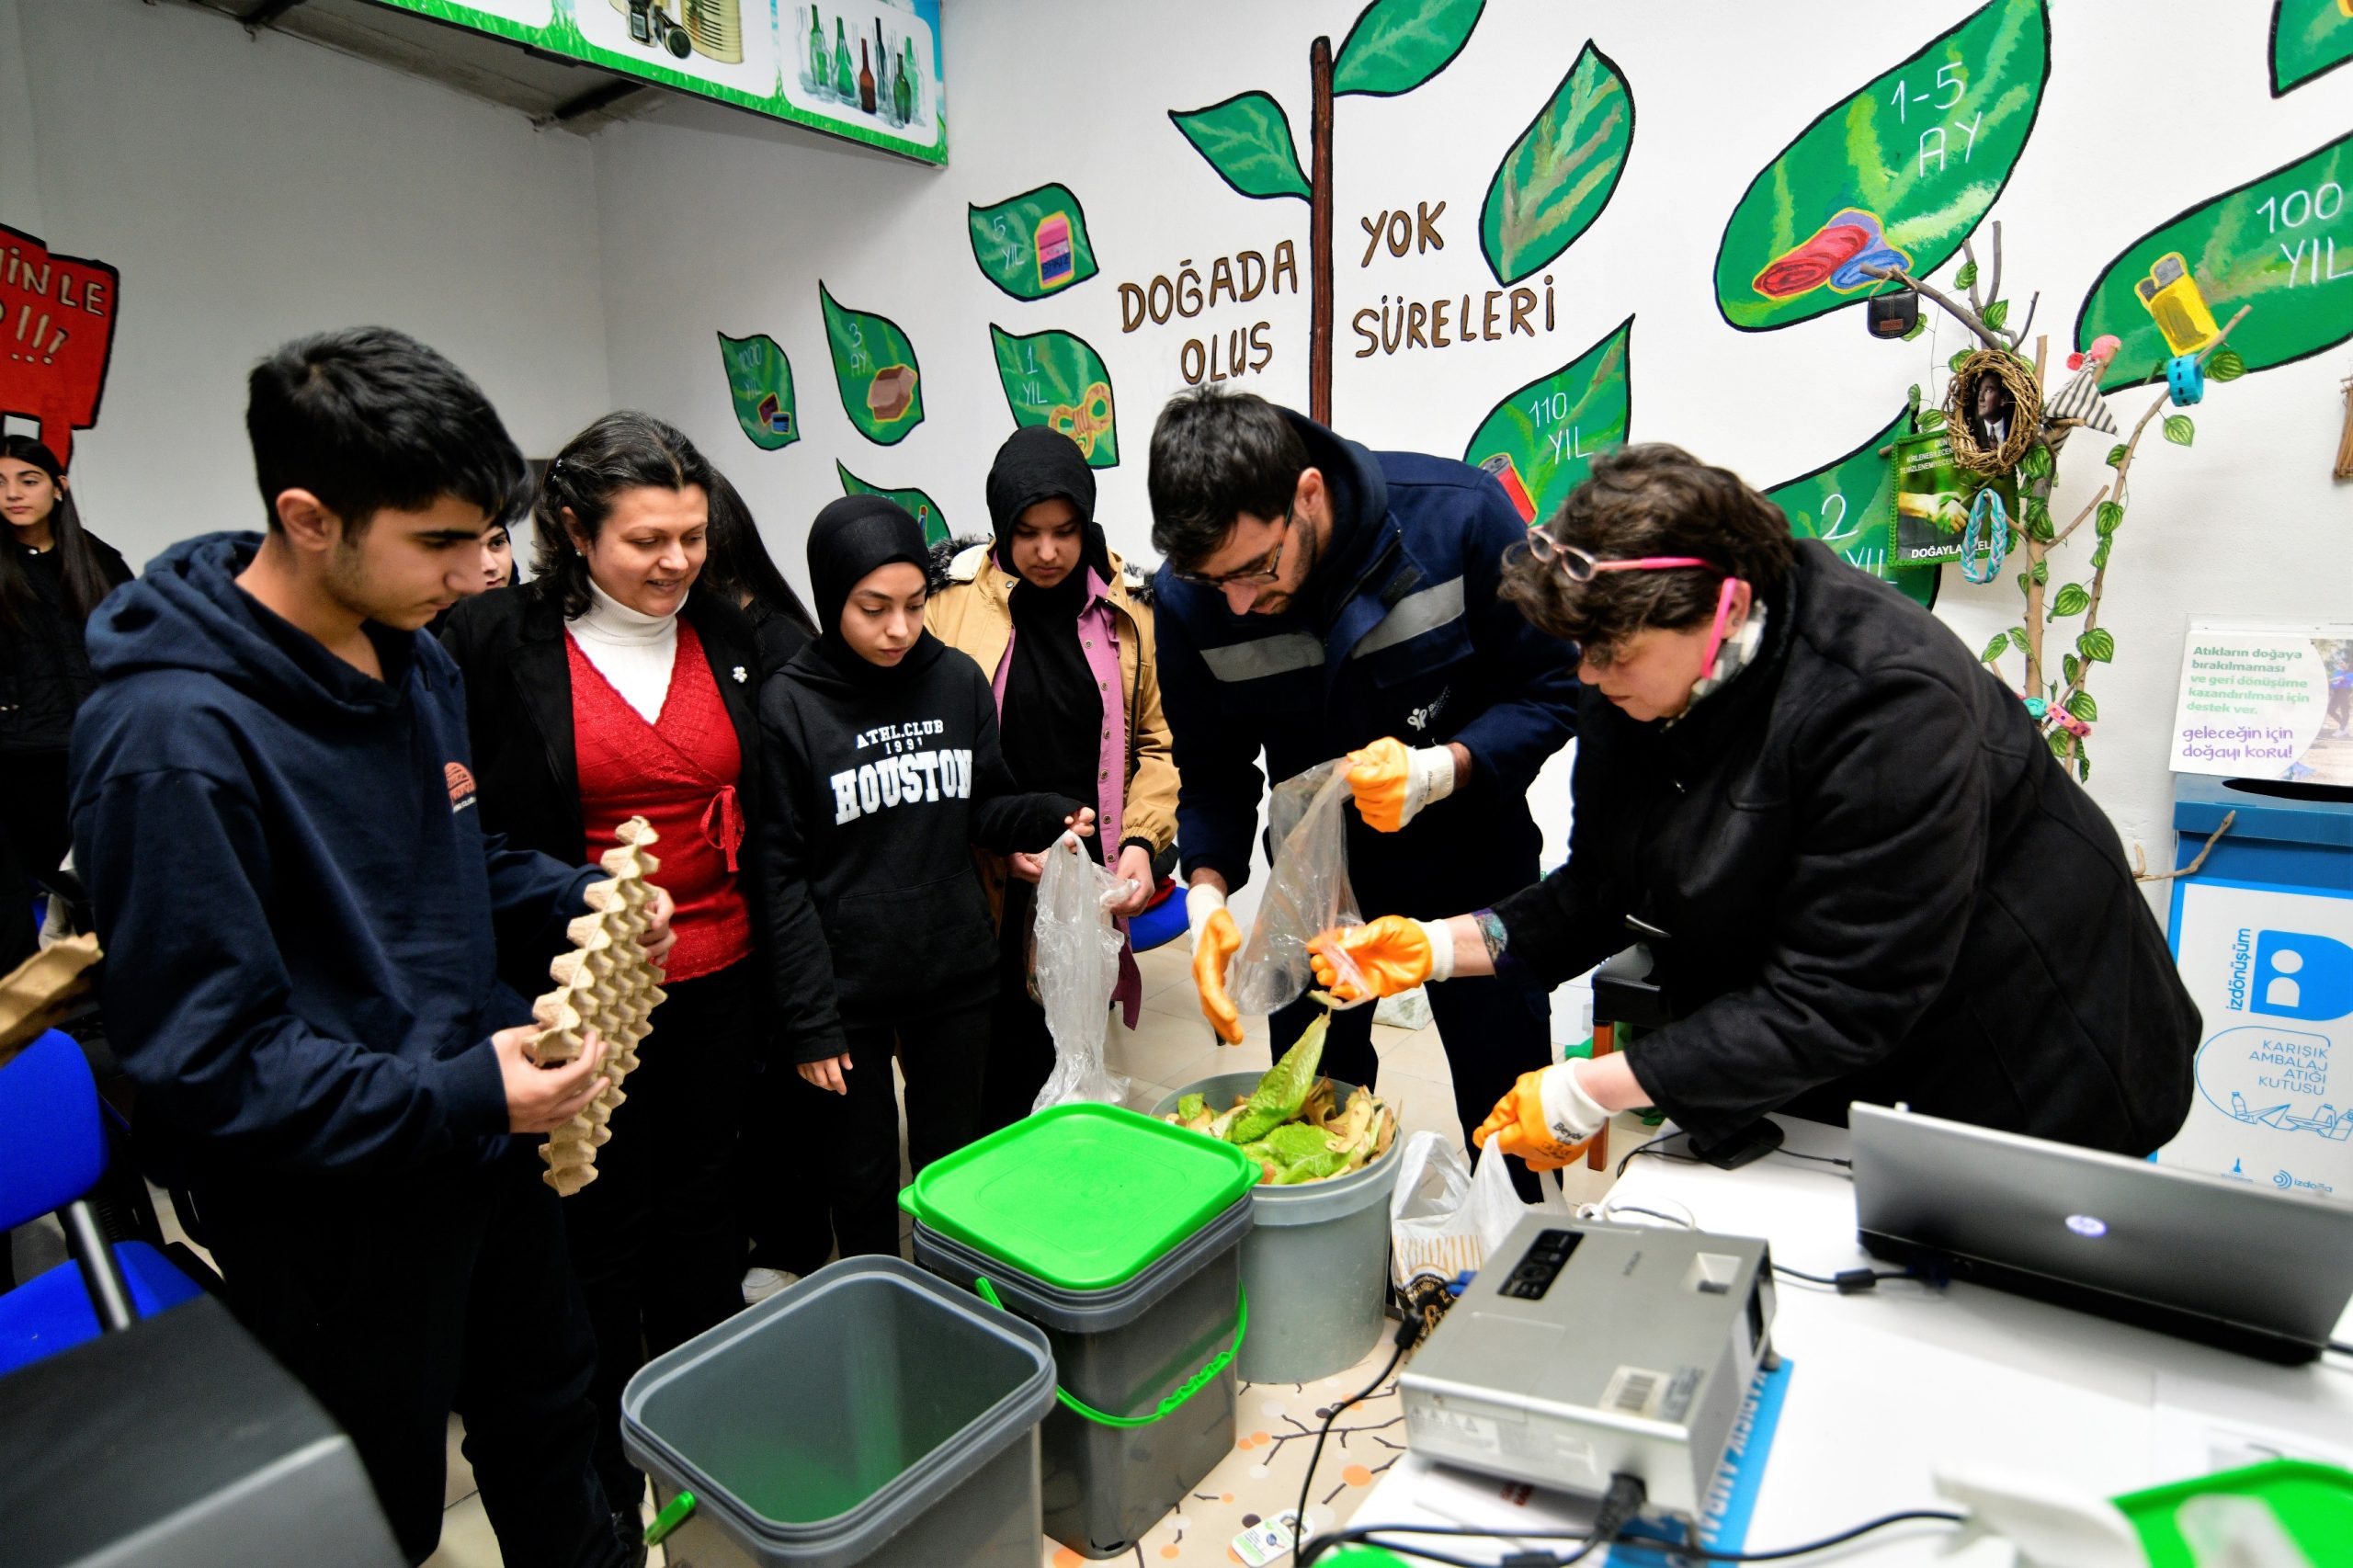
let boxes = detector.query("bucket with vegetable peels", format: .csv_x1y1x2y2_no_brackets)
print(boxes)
1153,1013,1406,1382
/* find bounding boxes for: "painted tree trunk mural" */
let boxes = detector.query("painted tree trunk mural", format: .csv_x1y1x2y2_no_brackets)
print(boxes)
1171,0,1488,426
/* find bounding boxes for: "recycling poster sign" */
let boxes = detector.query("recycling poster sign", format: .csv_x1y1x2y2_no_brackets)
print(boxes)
2165,879,2352,1202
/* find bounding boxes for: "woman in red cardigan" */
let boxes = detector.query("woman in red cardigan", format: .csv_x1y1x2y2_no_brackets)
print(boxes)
439,412,776,1533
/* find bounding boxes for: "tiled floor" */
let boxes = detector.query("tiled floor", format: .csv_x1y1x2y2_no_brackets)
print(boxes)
421,937,1634,1565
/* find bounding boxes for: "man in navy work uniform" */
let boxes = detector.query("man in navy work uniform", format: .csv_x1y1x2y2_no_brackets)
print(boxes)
70,328,671,1567
1147,386,1579,1172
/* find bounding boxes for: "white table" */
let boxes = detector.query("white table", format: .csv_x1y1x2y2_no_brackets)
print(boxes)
1348,1115,2353,1563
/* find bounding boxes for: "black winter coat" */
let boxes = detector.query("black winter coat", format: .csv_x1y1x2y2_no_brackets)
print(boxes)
1495,542,2198,1156
1,534,132,753
438,580,776,997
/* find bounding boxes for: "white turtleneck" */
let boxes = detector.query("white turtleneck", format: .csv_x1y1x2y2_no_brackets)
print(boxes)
568,579,681,723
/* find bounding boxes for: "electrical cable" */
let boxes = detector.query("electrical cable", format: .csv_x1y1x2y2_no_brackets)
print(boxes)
1766,1148,1851,1170
1770,1262,1920,1295
1303,1504,1968,1565
1598,1202,1697,1231
2327,1338,2352,1358
1291,1313,1424,1563
1614,1131,1698,1178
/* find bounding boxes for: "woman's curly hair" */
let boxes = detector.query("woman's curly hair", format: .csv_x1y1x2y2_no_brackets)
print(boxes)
1497,443,1795,665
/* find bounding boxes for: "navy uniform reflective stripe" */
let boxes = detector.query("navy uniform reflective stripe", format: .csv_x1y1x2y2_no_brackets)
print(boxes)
1199,632,1325,683
1350,576,1464,660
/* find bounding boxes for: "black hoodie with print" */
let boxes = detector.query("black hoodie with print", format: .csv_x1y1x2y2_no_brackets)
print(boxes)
756,497,1085,1062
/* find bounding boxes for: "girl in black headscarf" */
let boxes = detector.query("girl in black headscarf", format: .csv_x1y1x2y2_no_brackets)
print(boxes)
752,496,1092,1258
926,426,1180,1130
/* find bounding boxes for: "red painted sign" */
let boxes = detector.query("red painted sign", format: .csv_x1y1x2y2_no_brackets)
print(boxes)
0,223,119,467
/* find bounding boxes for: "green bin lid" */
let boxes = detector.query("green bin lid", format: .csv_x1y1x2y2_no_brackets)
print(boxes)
900,1104,1256,1292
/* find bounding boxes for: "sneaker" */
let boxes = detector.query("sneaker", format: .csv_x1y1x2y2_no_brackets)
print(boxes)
742,1267,797,1305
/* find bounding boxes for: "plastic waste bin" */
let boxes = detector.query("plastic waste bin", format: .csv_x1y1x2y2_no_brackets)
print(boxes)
620,1256,1055,1568
1153,1071,1404,1383
901,1103,1256,1560
2163,775,2353,1198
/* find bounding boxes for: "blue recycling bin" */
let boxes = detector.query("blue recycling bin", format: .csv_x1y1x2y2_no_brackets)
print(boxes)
2163,777,2353,1200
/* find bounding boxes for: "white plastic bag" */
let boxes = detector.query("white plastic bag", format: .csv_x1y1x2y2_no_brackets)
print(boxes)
1226,759,1368,1017
1029,834,1136,1113
1389,1131,1565,1290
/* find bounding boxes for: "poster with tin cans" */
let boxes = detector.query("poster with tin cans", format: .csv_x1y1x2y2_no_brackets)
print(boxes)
361,0,946,165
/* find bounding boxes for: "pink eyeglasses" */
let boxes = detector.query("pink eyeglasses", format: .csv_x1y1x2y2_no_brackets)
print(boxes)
1518,531,1747,674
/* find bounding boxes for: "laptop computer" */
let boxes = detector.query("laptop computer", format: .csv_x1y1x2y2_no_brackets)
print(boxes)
1849,1103,2353,1365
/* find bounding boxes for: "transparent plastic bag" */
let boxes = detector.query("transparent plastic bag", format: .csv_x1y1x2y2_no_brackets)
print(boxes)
1226,759,1369,1017
1390,1131,1568,1290
1030,834,1137,1113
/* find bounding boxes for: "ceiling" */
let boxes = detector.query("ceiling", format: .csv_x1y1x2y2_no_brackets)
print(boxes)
165,0,669,133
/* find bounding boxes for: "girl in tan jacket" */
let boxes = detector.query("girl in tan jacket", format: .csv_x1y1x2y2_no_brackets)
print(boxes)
926,426,1178,1130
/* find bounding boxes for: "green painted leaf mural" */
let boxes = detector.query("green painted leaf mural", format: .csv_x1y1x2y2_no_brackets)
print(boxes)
1169,92,1312,202
1763,404,1938,608
2271,0,2353,95
1714,0,2049,331
1332,0,1484,97
819,282,924,446
2075,130,2353,390
968,184,1098,301
1460,316,1631,527
989,324,1120,469
1479,42,1633,286
717,331,797,451
836,461,949,548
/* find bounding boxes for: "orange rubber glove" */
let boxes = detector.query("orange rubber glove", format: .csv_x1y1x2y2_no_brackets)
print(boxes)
1307,915,1455,1005
1187,884,1244,1045
1345,736,1457,833
1472,1065,1603,1171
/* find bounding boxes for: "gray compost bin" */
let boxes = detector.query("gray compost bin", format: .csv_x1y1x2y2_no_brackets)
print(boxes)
911,1197,1250,1560
1153,1071,1404,1384
620,1256,1054,1568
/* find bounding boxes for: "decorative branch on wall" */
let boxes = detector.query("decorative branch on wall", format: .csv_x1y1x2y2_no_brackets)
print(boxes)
2075,128,2353,391
716,331,798,450
1927,227,2256,783
1458,315,1631,527
968,183,1098,301
1168,0,1487,423
836,460,948,547
2335,374,2353,481
817,280,924,444
1478,40,1633,287
987,324,1119,468
1762,404,1939,608
1713,0,2049,333
2270,0,2353,96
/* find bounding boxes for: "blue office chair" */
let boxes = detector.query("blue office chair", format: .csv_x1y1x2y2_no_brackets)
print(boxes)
0,1028,206,1378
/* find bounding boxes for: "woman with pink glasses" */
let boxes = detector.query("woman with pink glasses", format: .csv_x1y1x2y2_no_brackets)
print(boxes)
1309,443,2196,1163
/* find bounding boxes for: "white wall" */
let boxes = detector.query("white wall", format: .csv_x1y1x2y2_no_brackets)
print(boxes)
0,0,613,569
590,0,2353,881
8,0,2347,884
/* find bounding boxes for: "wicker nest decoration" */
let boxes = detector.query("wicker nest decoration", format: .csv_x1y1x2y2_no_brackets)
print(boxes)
1942,349,2044,476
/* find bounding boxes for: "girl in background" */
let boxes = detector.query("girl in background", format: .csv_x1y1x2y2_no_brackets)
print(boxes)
701,468,818,669
755,496,1091,1260
1,436,131,961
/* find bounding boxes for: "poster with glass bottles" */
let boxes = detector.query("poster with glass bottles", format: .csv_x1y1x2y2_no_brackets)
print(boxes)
779,1,942,154
358,0,947,165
